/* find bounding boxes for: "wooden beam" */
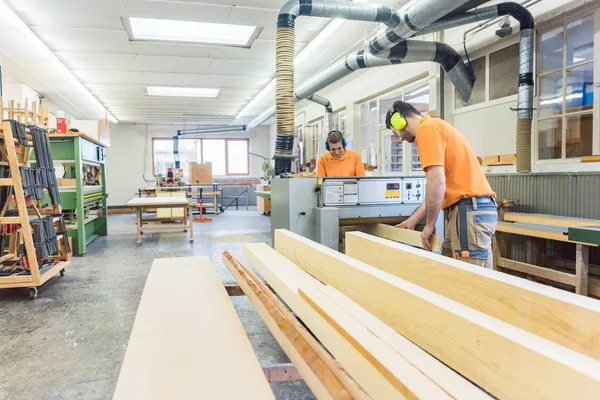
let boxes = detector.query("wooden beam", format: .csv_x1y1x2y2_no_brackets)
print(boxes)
581,155,600,163
275,229,600,399
345,231,600,360
497,258,576,286
244,243,448,400
496,221,598,246
350,224,440,251
113,257,274,400
504,213,600,228
222,251,358,400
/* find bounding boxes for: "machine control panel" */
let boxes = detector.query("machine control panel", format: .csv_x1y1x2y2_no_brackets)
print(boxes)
322,177,426,206
403,178,426,203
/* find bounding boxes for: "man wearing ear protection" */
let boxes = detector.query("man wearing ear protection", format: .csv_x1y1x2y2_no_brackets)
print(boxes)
317,130,366,177
385,101,497,269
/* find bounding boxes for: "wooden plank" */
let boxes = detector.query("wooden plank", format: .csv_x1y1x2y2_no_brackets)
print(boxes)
315,285,491,400
127,196,190,207
581,155,600,163
481,154,517,166
275,229,600,399
113,257,274,400
496,221,598,246
352,224,441,251
299,285,452,400
0,178,13,186
140,225,191,233
345,231,600,360
497,258,577,286
244,243,424,400
576,244,589,296
223,252,358,400
504,213,600,228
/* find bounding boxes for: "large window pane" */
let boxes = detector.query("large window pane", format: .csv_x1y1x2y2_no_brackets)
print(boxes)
154,140,174,176
540,26,564,72
567,15,594,66
410,143,422,172
490,43,519,100
455,56,485,108
538,72,563,118
202,140,226,175
178,139,200,182
227,140,249,175
565,63,594,113
538,118,563,160
405,83,430,112
566,113,593,158
384,135,403,173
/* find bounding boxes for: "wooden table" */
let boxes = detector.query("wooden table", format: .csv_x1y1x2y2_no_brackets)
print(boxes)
127,196,194,245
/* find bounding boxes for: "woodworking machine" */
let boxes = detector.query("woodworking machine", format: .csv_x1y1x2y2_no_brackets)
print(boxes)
271,176,444,251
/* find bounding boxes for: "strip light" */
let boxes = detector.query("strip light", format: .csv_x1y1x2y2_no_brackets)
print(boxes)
0,0,117,123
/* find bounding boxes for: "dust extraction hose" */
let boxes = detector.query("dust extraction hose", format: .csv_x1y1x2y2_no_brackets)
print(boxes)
516,118,532,173
275,26,296,174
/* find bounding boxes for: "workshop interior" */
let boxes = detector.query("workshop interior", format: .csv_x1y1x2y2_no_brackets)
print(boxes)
1,0,600,399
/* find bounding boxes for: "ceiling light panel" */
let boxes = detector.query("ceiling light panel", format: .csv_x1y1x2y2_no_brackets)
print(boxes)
129,17,259,47
147,86,221,98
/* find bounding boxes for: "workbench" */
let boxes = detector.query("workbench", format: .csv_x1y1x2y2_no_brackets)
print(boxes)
495,213,600,296
126,197,193,245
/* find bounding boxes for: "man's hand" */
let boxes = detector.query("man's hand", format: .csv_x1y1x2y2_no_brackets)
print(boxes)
396,219,415,230
421,224,436,251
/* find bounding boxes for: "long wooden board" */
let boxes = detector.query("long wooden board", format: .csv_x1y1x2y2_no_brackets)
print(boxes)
113,257,274,400
127,196,190,207
244,243,451,400
222,251,359,400
345,231,600,360
275,229,600,399
350,224,440,251
504,212,600,228
496,221,598,246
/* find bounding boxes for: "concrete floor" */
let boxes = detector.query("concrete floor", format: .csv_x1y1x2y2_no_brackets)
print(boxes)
0,211,315,400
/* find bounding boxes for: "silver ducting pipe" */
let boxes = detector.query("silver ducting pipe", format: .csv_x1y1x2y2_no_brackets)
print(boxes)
276,0,402,174
306,94,334,132
366,0,473,55
296,39,475,103
418,4,500,35
176,126,246,135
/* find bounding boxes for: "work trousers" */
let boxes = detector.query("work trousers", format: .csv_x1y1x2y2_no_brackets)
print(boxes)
441,196,498,269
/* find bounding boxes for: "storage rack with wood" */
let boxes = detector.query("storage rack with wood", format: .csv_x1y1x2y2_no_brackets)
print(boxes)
0,106,71,299
41,133,108,255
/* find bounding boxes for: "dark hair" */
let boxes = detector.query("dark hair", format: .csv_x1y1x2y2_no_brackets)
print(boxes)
385,101,422,129
326,130,344,144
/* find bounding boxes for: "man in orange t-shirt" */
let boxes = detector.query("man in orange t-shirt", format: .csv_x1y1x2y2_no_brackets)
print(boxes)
317,130,366,177
385,101,497,269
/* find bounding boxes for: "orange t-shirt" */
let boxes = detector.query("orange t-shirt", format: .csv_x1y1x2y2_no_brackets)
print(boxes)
415,115,495,209
317,149,366,177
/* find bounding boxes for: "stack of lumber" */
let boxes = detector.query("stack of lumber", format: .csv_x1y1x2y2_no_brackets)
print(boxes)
229,229,600,399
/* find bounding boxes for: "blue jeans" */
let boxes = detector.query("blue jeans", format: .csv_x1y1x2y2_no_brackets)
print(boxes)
442,197,498,269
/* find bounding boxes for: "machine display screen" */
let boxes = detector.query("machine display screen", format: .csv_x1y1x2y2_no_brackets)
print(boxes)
385,182,401,199
387,183,400,190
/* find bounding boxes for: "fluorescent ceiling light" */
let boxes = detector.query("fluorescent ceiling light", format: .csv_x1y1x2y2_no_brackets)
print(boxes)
0,0,117,123
147,86,221,98
129,17,257,46
235,80,275,119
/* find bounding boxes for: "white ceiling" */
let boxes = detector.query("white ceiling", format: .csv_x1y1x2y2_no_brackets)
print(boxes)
0,0,400,125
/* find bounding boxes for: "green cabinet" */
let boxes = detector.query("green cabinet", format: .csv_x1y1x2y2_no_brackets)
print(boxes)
33,135,108,255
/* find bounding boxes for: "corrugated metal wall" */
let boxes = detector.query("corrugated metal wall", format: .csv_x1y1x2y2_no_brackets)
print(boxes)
487,172,600,264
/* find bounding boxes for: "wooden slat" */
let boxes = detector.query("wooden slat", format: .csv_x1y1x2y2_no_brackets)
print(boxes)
244,243,437,400
0,178,13,186
113,257,274,400
223,252,359,400
581,155,600,163
346,232,600,360
127,196,190,207
350,224,441,251
275,229,600,399
497,257,577,286
504,213,600,228
496,221,598,246
139,225,191,233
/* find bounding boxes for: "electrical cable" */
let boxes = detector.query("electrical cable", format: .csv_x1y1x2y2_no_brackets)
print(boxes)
463,34,477,82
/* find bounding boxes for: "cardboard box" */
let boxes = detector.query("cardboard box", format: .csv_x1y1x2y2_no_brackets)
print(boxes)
190,162,212,184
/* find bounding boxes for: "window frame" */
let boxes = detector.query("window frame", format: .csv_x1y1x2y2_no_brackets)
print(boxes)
535,11,597,164
151,137,250,177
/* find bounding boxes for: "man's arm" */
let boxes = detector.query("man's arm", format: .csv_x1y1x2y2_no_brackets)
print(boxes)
317,156,326,177
421,165,446,251
355,153,366,177
396,201,426,229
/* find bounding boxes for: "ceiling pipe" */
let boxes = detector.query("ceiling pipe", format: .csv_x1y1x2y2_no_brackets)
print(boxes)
296,40,474,103
306,94,334,133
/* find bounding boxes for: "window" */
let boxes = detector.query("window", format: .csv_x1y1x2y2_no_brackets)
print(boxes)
309,120,322,164
454,43,520,109
333,109,347,135
537,15,594,161
152,138,250,178
359,100,379,168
